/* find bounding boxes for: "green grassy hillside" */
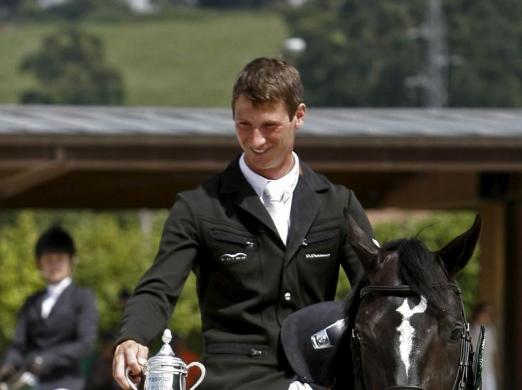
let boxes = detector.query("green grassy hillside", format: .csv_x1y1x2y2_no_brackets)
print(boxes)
0,11,287,106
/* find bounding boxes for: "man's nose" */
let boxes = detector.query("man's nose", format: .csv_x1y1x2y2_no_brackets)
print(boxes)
250,128,266,147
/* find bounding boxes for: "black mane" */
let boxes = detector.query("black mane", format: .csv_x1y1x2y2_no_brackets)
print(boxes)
382,238,450,313
344,238,451,321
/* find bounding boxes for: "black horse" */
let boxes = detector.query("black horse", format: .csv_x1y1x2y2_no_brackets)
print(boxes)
282,216,484,390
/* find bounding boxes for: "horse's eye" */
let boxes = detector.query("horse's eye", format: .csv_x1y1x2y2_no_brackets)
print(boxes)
450,327,463,341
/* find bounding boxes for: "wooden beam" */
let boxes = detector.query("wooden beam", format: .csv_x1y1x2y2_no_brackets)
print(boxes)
0,162,69,200
379,172,478,209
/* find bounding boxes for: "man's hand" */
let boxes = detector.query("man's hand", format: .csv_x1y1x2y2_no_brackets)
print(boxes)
288,381,313,390
0,365,14,381
28,355,44,375
112,340,149,389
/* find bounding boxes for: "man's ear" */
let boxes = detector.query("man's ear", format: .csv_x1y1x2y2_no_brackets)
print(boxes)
294,103,306,129
348,215,379,275
436,215,481,277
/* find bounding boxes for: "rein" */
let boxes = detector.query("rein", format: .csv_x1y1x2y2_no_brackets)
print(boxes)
350,283,475,390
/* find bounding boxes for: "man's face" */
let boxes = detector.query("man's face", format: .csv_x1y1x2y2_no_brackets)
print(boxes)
38,252,73,284
234,95,305,179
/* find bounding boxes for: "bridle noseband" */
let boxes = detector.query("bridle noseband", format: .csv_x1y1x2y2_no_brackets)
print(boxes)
350,283,476,390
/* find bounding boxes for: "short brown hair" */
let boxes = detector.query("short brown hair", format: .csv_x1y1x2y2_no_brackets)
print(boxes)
232,57,304,119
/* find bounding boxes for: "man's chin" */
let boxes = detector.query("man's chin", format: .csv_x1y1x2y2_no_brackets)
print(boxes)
245,155,270,169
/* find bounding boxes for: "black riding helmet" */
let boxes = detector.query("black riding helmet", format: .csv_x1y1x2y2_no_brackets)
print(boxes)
281,300,346,387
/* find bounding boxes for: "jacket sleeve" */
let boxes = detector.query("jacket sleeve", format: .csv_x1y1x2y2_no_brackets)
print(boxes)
117,193,199,346
2,300,30,370
340,190,373,286
37,288,98,373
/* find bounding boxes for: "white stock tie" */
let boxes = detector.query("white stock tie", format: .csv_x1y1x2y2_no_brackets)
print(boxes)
41,288,60,319
263,182,289,244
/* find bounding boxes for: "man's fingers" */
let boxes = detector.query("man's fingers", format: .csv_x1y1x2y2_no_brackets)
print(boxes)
112,340,149,389
137,344,149,366
113,343,131,389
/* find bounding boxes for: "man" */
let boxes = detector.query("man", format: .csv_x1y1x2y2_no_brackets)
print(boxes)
0,226,98,390
113,57,372,390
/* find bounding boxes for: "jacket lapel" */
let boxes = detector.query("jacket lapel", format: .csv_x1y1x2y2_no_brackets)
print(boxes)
220,157,281,240
47,283,73,319
285,171,321,262
33,290,47,319
219,157,330,252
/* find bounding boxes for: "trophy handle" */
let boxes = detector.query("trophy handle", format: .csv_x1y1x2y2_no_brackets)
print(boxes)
125,367,140,390
186,362,206,390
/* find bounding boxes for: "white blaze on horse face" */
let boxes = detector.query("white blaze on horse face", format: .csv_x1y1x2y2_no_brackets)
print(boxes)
395,296,428,377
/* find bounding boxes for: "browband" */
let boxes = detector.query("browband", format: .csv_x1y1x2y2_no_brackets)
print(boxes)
360,284,462,299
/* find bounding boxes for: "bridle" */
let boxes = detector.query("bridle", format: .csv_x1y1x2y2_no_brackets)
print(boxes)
350,283,480,390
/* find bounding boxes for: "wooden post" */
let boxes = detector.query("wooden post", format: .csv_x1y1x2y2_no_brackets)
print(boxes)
505,202,522,390
478,202,506,389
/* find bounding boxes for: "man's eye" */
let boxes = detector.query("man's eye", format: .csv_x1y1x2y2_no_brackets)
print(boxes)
263,124,279,131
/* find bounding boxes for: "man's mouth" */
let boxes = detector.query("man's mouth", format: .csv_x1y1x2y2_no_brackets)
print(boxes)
251,147,269,154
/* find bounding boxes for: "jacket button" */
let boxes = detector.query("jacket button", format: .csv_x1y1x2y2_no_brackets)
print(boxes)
284,292,292,301
250,348,263,358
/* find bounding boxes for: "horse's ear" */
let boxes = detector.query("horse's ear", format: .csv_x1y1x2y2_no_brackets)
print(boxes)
436,215,481,277
348,215,379,274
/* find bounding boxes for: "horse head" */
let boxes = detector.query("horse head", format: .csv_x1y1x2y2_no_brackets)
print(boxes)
345,215,481,390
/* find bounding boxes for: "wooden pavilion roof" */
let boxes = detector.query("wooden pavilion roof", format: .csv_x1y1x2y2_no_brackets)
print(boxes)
1,105,521,208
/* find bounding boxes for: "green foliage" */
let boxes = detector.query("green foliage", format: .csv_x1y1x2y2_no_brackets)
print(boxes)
2,0,133,22
198,0,275,8
18,27,125,104
445,0,522,106
0,212,42,349
43,0,96,21
0,210,200,354
286,0,425,106
0,11,287,105
0,0,20,19
336,211,479,314
286,0,522,107
0,210,479,355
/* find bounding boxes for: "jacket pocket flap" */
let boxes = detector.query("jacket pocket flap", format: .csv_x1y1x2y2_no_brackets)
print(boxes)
211,229,256,247
305,229,338,245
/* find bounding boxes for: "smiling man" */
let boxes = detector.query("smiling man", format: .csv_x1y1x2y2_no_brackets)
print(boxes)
0,225,98,390
112,57,373,390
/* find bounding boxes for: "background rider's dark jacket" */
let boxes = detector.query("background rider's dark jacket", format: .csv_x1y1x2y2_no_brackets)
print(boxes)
2,283,98,390
117,158,372,389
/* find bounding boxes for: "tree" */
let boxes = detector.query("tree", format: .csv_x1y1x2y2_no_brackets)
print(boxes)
445,0,522,106
285,0,424,106
198,0,275,8
0,0,20,19
285,0,522,107
19,27,125,105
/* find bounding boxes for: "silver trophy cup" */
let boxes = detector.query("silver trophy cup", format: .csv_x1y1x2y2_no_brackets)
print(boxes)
126,329,205,390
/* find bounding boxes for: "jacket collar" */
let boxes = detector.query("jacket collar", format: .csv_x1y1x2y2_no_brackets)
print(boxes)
219,156,330,253
219,155,329,194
